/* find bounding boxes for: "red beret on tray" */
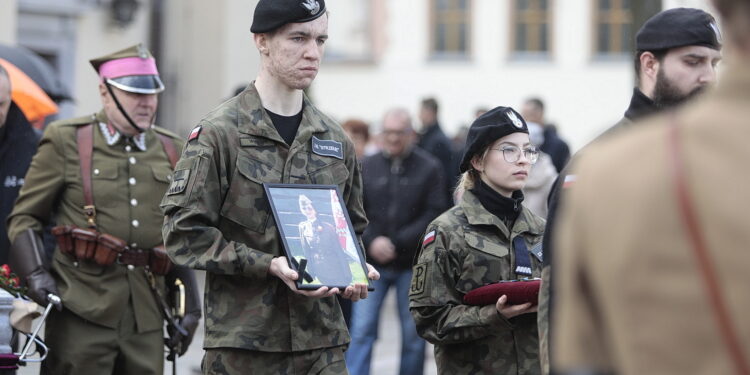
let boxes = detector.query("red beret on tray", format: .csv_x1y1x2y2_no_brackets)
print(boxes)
462,279,541,306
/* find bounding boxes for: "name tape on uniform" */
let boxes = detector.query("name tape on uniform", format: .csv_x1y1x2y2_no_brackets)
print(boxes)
311,136,343,160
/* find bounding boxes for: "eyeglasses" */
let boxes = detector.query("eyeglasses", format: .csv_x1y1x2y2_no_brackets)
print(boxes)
489,145,540,164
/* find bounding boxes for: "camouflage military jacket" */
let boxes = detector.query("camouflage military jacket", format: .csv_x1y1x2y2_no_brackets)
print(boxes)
160,83,366,352
7,111,181,331
409,190,544,375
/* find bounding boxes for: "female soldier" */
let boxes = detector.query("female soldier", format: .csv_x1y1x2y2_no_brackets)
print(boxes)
409,106,545,375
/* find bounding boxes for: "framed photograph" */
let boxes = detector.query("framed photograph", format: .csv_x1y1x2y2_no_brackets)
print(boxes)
264,183,373,291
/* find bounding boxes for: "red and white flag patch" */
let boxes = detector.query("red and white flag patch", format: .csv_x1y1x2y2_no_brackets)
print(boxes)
188,126,202,141
422,230,436,247
562,174,577,189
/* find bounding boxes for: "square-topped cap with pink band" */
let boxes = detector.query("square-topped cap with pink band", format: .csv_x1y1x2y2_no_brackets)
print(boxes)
89,43,165,94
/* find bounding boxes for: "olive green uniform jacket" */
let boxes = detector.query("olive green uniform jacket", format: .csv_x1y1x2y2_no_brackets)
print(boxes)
410,190,544,375
7,111,180,332
552,64,750,375
161,83,366,352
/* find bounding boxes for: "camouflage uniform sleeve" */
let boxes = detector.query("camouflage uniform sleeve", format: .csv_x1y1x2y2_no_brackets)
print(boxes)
7,124,66,242
341,136,368,256
409,224,514,345
160,123,274,279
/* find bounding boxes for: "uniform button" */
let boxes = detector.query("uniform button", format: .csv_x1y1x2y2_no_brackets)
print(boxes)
93,169,100,175
129,157,136,165
125,145,132,152
127,265,135,271
167,174,172,181
132,219,139,228
73,261,79,267
131,243,138,248
129,177,136,185
130,198,138,206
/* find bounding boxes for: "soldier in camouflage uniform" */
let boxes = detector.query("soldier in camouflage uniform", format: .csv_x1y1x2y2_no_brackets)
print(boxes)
6,44,201,374
160,1,378,374
410,106,544,375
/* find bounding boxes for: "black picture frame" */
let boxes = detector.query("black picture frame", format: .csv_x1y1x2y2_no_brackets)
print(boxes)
264,183,373,291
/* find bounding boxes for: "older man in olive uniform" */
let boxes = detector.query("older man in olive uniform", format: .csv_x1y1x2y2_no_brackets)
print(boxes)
7,44,201,374
551,1,750,374
161,1,378,374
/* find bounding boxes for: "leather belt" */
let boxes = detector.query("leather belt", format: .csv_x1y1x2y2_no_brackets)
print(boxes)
117,248,150,267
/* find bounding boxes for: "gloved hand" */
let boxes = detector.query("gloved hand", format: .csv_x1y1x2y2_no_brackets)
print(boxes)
26,268,62,311
166,311,200,359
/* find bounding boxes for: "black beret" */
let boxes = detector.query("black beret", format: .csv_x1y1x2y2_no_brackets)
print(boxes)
460,106,529,173
636,8,722,51
251,0,327,34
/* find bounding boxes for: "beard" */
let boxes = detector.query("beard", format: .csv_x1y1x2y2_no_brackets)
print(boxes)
653,68,706,109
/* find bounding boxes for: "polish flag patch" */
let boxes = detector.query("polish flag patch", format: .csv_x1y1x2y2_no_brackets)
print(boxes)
422,230,436,247
188,126,202,141
562,174,577,189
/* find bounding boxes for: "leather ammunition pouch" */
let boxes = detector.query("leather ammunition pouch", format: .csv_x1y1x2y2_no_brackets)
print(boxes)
50,225,75,256
51,225,172,275
94,234,127,266
70,227,99,261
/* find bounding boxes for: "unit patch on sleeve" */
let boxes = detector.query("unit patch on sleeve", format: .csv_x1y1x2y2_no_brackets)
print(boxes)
167,169,190,195
410,263,428,296
311,136,343,159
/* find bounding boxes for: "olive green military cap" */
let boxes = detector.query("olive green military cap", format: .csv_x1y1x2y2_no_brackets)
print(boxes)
89,43,165,94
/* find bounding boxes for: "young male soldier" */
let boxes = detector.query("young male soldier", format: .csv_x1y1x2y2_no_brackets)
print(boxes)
537,7,722,374
161,1,379,374
552,0,750,373
7,44,201,374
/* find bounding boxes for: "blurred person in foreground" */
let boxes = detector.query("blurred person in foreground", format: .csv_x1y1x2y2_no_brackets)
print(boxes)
0,65,40,265
6,44,201,374
160,0,378,373
551,1,749,374
410,106,544,375
346,108,447,375
537,7,723,374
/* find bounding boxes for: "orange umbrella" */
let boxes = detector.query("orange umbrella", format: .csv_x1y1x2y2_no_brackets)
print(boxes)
0,58,58,126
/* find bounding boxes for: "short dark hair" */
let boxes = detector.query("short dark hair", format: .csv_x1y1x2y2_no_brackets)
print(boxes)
525,97,544,113
634,49,668,85
421,97,439,114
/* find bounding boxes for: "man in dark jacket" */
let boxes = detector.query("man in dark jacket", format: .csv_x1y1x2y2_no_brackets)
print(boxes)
418,97,456,203
521,97,570,173
346,108,448,375
0,65,40,265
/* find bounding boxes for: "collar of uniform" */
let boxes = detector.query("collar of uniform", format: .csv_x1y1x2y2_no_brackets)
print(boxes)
460,190,543,236
97,121,147,151
237,81,328,145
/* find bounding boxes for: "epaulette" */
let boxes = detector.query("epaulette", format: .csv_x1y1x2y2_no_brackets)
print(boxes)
52,113,99,127
152,125,182,141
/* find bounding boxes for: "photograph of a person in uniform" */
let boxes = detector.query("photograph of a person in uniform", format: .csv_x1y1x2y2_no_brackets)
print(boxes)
298,194,354,287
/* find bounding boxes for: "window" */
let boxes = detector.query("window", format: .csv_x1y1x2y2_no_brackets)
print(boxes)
324,0,373,62
512,0,552,57
593,0,633,56
430,0,471,59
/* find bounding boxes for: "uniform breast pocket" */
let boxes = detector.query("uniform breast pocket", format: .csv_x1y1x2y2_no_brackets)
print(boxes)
307,160,349,187
220,154,281,233
91,166,120,208
461,232,512,288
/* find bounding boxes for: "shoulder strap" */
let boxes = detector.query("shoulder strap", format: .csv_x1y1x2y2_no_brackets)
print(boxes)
668,116,749,375
156,133,178,169
76,123,97,229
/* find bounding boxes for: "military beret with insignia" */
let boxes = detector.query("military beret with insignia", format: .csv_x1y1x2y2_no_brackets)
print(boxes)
460,106,529,173
89,43,165,94
251,0,327,34
636,7,722,51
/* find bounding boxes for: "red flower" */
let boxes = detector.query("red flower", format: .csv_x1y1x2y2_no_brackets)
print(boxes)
0,264,9,278
9,277,20,288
